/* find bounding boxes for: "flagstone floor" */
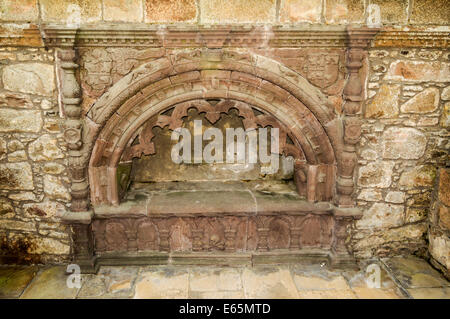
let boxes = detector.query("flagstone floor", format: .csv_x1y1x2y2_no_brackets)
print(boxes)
0,256,449,299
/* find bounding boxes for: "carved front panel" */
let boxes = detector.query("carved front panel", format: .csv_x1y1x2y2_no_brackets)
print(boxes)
92,214,335,253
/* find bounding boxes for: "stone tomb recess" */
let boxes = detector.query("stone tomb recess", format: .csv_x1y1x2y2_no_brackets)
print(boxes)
45,25,378,272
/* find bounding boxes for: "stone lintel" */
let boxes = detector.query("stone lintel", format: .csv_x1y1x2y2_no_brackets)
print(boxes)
39,25,449,49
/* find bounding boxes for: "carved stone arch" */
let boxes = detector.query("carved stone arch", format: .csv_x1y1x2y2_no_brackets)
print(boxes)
49,27,379,273
81,49,354,207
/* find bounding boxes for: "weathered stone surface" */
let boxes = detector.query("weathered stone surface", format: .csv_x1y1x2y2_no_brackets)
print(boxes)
352,288,402,299
407,191,432,207
410,0,450,24
438,169,450,207
399,165,437,188
190,290,244,298
23,199,66,219
78,266,139,298
382,127,426,160
384,191,404,204
344,266,396,289
0,51,16,61
370,0,408,24
325,0,364,24
360,149,378,161
353,223,427,257
400,88,439,114
0,92,34,109
385,61,450,82
357,203,404,230
42,163,65,175
439,206,450,230
293,274,350,290
441,102,450,127
0,0,39,22
134,267,189,299
200,0,276,23
416,117,439,126
7,140,24,152
0,266,39,298
358,161,394,188
0,109,42,133
8,192,36,201
365,84,400,118
28,135,64,162
30,238,69,255
0,162,33,190
0,220,35,232
0,24,43,47
407,287,450,299
39,0,102,24
20,266,76,299
242,267,298,298
357,189,383,201
428,233,450,269
7,150,27,162
298,289,357,299
103,0,143,22
43,119,61,133
145,0,197,22
2,63,55,96
43,175,71,201
442,86,450,101
0,138,6,159
40,99,53,110
189,268,242,292
405,208,427,223
0,200,15,218
383,256,450,288
279,0,322,23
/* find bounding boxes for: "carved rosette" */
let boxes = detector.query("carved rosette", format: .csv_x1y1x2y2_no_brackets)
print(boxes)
58,49,90,212
337,27,379,207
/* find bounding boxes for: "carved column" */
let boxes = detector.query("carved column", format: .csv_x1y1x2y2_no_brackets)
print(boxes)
256,228,269,251
58,49,90,212
58,48,97,272
192,229,204,252
159,230,170,252
289,227,302,250
92,221,106,252
337,27,379,207
224,229,237,252
155,218,171,252
68,213,98,273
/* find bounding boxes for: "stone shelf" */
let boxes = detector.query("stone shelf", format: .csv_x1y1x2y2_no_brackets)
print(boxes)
93,181,337,218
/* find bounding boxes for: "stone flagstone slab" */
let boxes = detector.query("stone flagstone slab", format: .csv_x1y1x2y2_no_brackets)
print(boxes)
382,257,450,289
0,266,38,298
407,287,450,299
133,267,189,299
242,267,298,299
20,266,79,299
189,267,243,292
